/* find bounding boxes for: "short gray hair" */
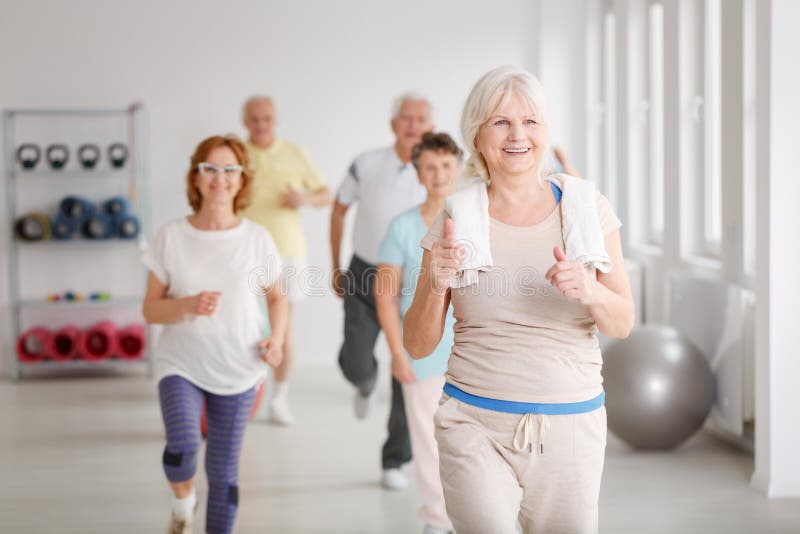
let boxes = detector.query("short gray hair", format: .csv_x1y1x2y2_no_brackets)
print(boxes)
391,92,432,119
242,95,274,119
460,66,550,182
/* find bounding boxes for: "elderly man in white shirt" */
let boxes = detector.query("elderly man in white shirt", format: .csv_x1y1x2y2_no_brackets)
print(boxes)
330,93,433,490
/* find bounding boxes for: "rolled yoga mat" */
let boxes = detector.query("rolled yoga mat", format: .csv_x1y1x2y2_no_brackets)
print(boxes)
15,212,51,241
115,323,146,360
77,321,116,360
59,196,95,223
114,215,140,239
102,196,130,218
16,327,52,362
51,213,76,240
47,325,80,361
81,214,115,239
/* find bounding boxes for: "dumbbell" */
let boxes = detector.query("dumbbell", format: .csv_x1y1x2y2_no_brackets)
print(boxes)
108,143,128,168
78,144,101,169
46,144,69,170
16,143,41,170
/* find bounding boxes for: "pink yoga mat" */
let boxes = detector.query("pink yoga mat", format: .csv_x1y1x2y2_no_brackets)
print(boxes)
48,325,80,361
78,321,116,361
116,323,146,360
16,327,52,362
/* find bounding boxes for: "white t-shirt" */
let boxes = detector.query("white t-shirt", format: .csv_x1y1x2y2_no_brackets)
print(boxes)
141,217,281,395
336,146,427,265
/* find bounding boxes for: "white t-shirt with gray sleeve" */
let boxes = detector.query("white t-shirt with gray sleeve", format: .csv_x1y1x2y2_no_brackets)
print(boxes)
336,146,427,265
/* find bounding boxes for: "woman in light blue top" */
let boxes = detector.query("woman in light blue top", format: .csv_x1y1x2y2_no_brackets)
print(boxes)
375,132,462,534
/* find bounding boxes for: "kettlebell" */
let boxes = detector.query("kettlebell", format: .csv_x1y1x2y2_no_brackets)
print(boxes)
16,143,41,170
78,144,101,169
46,144,70,170
107,143,128,168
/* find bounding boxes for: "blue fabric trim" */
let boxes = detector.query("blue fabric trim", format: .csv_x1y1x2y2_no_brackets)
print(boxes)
550,181,562,204
443,383,604,415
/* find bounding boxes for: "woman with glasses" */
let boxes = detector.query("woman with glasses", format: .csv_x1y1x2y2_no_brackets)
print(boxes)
142,135,288,534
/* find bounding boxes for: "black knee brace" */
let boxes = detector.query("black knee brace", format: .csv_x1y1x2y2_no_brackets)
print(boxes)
162,448,183,467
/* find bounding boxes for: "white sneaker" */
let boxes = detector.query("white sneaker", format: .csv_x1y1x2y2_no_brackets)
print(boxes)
167,514,193,534
268,396,294,426
381,467,408,490
353,390,374,420
422,525,453,534
167,498,197,534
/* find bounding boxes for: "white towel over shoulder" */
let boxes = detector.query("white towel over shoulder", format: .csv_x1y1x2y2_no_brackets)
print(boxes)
545,173,613,274
443,182,492,288
443,174,612,288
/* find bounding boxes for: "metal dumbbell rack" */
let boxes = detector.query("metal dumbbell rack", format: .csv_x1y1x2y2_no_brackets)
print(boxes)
3,105,153,381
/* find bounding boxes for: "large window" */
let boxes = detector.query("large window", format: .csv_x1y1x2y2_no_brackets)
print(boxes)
703,0,722,255
648,1,665,243
743,0,756,278
603,10,617,205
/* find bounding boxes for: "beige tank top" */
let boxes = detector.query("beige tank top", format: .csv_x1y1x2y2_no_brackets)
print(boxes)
420,191,621,403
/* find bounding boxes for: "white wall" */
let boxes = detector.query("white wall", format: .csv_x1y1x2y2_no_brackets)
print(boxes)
537,0,588,172
0,0,540,376
752,0,800,498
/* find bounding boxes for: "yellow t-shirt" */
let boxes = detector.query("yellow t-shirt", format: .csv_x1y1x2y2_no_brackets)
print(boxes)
242,139,326,258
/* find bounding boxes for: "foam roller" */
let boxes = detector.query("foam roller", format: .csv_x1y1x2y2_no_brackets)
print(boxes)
48,325,80,361
16,327,52,362
116,323,146,360
78,321,116,360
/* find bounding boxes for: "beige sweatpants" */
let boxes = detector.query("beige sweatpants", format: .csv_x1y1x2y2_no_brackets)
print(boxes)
402,374,454,531
434,394,606,534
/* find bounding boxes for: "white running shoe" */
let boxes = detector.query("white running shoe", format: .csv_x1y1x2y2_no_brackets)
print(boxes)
381,468,408,490
166,514,192,534
268,396,295,426
353,389,374,420
167,499,196,534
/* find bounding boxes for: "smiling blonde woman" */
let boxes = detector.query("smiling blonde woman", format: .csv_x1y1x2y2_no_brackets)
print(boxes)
403,66,635,534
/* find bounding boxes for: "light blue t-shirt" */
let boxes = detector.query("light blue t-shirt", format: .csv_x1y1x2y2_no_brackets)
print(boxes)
378,205,455,380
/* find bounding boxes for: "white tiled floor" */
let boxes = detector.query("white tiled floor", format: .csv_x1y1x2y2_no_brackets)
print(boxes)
1,366,798,533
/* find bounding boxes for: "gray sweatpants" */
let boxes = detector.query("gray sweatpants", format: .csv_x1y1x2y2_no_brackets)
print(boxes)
435,394,607,534
337,254,411,469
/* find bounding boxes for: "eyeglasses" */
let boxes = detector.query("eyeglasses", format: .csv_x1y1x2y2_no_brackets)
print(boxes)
197,162,243,180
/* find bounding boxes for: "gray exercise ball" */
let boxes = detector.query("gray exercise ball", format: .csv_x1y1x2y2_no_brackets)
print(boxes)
602,325,716,450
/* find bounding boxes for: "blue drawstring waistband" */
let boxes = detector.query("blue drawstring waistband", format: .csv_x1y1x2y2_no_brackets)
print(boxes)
443,383,605,415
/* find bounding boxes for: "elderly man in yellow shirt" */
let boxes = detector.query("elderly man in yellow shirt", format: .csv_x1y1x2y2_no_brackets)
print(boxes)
242,95,331,425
